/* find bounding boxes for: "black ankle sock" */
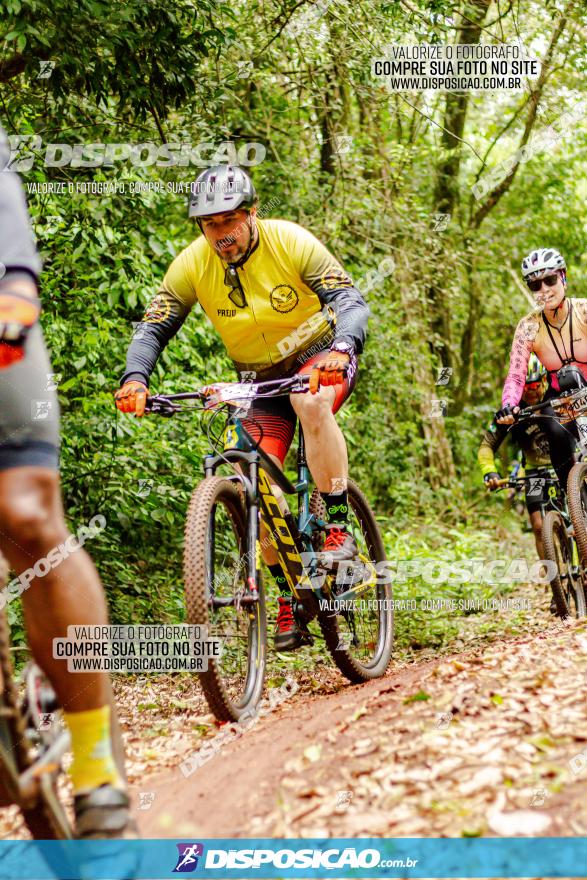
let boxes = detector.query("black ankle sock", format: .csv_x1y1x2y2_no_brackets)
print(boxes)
321,490,349,524
268,563,289,595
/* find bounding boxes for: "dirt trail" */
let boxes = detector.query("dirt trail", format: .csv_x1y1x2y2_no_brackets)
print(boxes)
129,618,587,840
1,585,585,847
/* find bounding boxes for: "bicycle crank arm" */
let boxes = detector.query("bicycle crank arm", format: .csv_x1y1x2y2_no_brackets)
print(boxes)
18,729,71,805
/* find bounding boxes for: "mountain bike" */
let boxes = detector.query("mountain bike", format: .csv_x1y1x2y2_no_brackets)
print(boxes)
0,555,128,840
543,383,587,565
495,471,586,619
146,375,393,722
0,557,74,838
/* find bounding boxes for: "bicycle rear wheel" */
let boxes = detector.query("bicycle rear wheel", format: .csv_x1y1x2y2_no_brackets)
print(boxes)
311,479,393,682
542,510,586,619
184,476,267,722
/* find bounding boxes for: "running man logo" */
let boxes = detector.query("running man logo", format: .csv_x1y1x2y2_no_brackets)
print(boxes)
173,843,205,873
527,477,544,498
429,398,448,418
436,366,453,386
38,712,55,731
529,788,549,807
336,632,353,651
37,61,56,79
432,212,451,232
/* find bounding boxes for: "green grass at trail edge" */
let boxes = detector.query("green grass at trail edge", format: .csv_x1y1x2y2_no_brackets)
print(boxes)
6,499,541,677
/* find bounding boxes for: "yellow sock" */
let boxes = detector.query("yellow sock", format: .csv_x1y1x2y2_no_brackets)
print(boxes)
64,705,123,794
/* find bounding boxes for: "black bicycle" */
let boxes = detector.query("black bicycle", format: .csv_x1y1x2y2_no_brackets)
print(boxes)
499,384,587,621
495,472,586,619
146,375,394,722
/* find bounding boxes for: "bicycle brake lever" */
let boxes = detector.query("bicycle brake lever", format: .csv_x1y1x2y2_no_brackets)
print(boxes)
145,396,181,416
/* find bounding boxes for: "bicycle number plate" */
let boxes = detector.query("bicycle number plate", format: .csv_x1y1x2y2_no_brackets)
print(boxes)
203,383,256,413
553,387,587,422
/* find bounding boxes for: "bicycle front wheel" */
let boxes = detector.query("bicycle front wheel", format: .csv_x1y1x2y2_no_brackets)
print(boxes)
542,510,586,619
184,476,267,721
312,479,393,682
567,462,587,563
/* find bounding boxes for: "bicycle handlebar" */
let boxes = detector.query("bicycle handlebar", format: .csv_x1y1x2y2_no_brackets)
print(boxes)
493,474,558,491
144,373,320,415
516,385,587,421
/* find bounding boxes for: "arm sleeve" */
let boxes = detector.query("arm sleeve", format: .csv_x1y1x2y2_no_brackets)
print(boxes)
478,422,506,477
291,225,369,354
0,126,41,284
501,315,539,408
121,250,197,386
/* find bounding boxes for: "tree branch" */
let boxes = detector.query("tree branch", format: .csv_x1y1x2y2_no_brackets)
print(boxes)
471,7,570,229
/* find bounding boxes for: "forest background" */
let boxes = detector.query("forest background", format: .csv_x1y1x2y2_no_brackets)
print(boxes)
1,0,585,639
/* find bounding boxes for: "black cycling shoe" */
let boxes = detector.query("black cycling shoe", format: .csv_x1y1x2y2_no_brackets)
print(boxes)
316,525,359,571
74,783,139,839
274,595,306,652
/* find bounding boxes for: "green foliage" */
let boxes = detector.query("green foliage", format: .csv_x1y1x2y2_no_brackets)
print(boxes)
2,0,585,633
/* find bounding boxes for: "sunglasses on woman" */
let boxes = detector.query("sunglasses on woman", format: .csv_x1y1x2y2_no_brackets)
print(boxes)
526,273,560,293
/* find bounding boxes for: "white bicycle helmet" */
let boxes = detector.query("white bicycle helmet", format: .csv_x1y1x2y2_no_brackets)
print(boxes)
189,165,257,219
521,248,566,281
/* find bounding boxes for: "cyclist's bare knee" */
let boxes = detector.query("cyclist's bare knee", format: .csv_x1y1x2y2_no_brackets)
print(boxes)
291,386,336,423
0,468,66,563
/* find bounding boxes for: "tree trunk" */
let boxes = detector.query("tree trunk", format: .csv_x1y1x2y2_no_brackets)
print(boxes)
400,276,457,487
455,241,479,412
318,65,337,179
427,0,492,371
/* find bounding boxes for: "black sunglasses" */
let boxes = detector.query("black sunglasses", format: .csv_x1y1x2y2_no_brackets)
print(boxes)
224,265,247,309
527,273,560,293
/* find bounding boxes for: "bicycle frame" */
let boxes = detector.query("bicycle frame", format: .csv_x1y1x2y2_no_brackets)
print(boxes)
497,472,582,571
203,418,328,605
147,378,377,611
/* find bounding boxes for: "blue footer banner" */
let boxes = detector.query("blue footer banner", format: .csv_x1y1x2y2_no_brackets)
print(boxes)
0,837,585,879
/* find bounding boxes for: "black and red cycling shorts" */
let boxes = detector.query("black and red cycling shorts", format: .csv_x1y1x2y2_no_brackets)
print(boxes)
240,348,358,464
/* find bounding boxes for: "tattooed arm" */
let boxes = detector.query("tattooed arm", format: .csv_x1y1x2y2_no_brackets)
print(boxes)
572,297,587,323
501,315,540,408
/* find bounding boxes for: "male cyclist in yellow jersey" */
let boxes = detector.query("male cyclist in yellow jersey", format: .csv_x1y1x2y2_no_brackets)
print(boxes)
0,125,135,836
115,165,369,651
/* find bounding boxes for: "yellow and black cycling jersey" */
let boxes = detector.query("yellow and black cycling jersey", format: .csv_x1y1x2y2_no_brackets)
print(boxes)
122,218,369,384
